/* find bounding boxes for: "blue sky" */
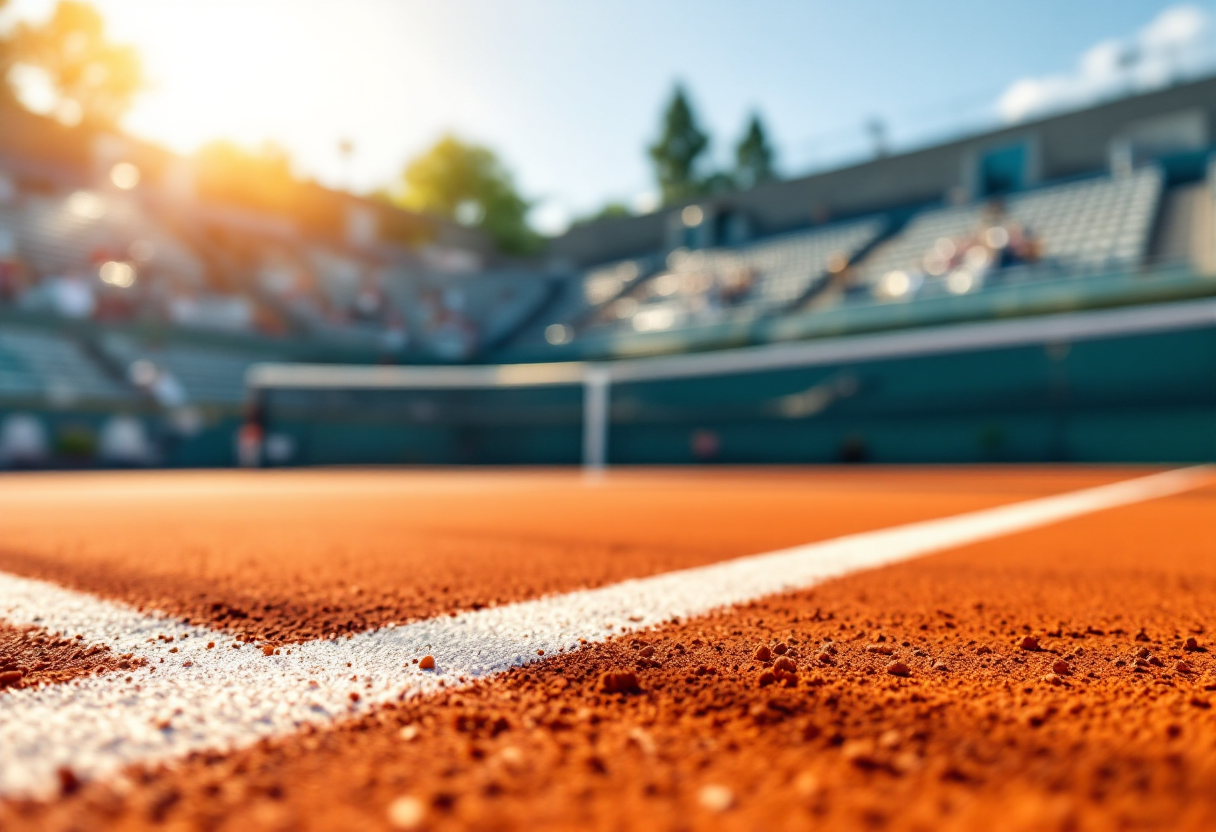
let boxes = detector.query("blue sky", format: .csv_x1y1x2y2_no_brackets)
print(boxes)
4,1,1215,233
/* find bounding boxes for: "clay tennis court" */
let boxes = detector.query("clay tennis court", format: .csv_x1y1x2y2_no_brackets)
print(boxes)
1,466,1214,831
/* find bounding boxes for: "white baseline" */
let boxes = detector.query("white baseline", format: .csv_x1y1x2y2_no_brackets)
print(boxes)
0,466,1210,798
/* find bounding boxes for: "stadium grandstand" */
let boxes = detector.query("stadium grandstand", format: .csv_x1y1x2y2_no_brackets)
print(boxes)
3,76,1216,468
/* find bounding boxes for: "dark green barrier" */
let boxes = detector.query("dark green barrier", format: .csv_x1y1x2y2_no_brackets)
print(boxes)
261,323,1216,465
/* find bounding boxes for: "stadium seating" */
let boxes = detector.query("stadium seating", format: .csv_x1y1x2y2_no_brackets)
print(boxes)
510,257,657,346
0,191,205,284
387,270,553,358
505,168,1166,344
304,248,375,315
729,217,887,310
99,333,258,405
0,326,130,402
854,168,1164,298
578,217,885,336
0,166,1173,358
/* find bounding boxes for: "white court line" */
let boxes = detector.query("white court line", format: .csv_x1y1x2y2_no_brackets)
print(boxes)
0,466,1210,799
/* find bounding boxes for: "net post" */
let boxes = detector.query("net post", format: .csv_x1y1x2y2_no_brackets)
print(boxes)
582,365,611,474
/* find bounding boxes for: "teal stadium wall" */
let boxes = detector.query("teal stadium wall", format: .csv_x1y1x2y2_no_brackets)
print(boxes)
262,323,1216,466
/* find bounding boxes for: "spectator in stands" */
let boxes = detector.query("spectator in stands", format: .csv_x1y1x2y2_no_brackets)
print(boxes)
252,301,290,336
0,252,30,305
380,310,409,354
26,271,97,318
823,252,854,298
996,221,1042,268
128,358,187,408
350,270,387,324
417,286,478,359
94,265,144,323
718,264,756,307
979,199,1042,270
428,306,478,360
258,254,334,330
914,200,1046,296
92,285,137,322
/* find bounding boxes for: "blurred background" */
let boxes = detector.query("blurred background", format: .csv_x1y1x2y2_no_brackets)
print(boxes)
0,0,1214,468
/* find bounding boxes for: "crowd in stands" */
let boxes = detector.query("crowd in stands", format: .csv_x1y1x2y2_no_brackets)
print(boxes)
869,201,1043,301
555,215,885,339
0,162,1173,377
0,183,411,342
513,168,1166,349
857,167,1162,303
590,248,758,333
0,157,1190,471
0,175,555,362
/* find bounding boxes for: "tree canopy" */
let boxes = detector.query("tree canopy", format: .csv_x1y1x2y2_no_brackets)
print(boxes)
572,201,632,227
0,1,12,101
646,86,779,208
5,0,144,127
735,113,776,189
396,134,540,256
648,85,710,206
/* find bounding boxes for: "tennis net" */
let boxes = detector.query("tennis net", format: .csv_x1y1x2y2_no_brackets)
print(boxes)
245,297,1216,468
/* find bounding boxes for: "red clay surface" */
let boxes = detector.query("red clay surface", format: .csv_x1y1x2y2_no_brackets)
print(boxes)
0,623,138,691
0,468,1142,644
2,468,1214,832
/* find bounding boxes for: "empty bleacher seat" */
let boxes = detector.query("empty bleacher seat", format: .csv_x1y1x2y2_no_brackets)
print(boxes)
729,217,887,310
511,257,656,347
389,270,553,357
100,333,260,405
4,191,204,283
0,326,130,402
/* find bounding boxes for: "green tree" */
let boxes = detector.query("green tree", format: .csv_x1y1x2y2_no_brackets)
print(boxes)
700,171,737,197
6,0,144,127
648,85,710,205
735,113,776,189
572,201,632,226
396,134,540,255
0,1,14,102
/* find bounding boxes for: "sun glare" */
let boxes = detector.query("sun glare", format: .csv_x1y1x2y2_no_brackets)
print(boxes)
109,160,139,188
1,0,393,159
116,3,325,152
3,1,490,194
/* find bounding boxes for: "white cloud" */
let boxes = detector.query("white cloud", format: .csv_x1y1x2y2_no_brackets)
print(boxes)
998,5,1216,122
